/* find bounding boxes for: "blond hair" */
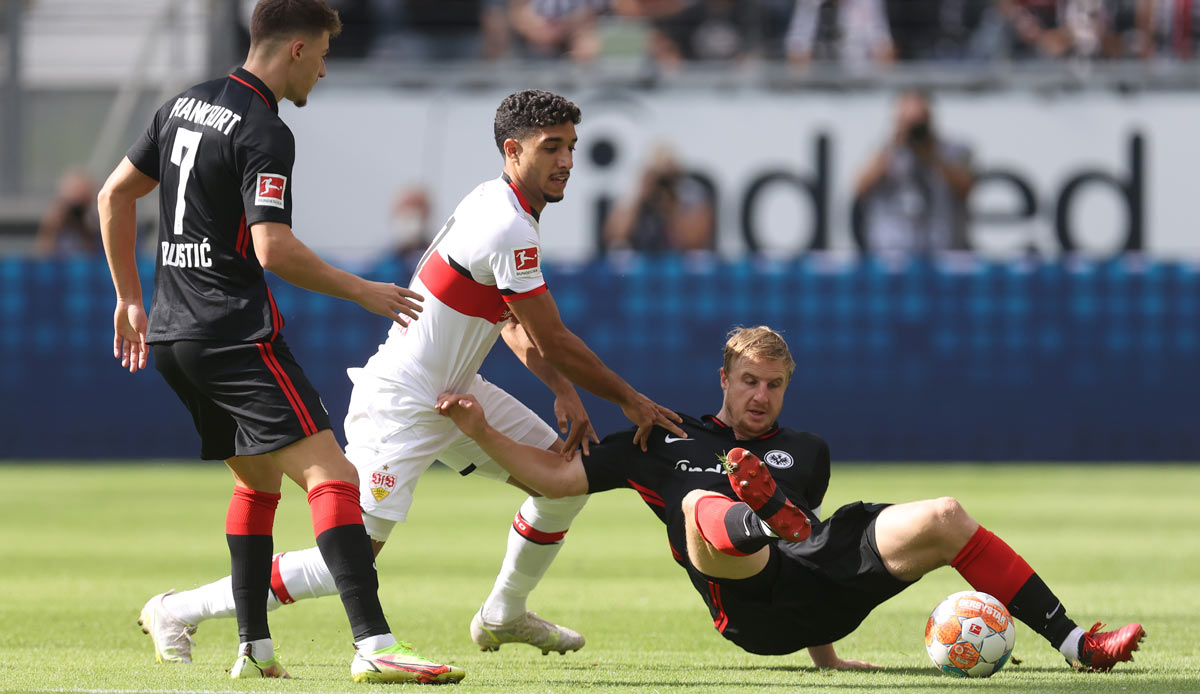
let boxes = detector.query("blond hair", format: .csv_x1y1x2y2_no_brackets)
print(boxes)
723,326,795,381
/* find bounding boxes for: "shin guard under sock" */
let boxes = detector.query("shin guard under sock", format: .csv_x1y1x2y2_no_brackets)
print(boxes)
953,526,1078,649
226,487,280,643
694,495,773,556
308,480,389,641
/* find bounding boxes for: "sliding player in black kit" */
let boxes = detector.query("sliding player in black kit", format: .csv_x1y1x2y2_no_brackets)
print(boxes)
436,326,1144,673
97,0,461,684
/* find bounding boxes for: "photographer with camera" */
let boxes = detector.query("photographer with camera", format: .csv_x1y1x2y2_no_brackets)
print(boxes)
603,144,715,254
854,90,975,255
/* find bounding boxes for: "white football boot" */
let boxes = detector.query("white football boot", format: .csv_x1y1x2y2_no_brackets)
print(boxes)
138,590,197,664
470,608,585,655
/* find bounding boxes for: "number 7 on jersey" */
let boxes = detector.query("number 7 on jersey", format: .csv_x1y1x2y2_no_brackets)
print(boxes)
170,127,203,235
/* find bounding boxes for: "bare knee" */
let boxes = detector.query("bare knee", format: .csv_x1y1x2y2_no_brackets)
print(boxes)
924,496,978,549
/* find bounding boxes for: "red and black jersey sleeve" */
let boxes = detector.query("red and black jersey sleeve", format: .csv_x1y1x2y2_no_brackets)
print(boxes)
236,124,294,228
127,106,165,181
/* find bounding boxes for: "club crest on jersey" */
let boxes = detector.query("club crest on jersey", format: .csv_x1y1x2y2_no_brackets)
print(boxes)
255,173,287,209
512,246,540,279
370,471,397,502
763,450,794,469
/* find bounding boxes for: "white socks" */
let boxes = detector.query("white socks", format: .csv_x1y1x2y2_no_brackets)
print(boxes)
238,637,275,662
1059,626,1086,661
480,494,588,625
162,547,337,625
354,632,397,654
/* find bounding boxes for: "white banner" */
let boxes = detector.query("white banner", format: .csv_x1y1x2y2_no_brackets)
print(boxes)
285,88,1200,263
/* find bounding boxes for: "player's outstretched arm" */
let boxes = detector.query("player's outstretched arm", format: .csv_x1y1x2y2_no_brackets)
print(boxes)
249,222,424,325
807,643,881,671
98,157,158,373
436,392,589,498
506,291,684,450
501,319,599,456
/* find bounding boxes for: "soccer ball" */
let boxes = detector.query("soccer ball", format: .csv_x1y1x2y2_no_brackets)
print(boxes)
925,591,1016,677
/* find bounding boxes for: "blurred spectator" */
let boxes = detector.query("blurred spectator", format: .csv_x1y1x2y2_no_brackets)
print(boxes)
508,0,606,62
888,0,996,61
34,169,101,258
370,0,509,61
387,186,434,264
994,0,1124,59
854,91,975,254
624,0,760,69
1133,0,1199,59
784,0,895,67
603,145,715,253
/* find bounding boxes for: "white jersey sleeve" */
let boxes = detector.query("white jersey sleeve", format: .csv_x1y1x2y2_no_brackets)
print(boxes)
478,219,546,299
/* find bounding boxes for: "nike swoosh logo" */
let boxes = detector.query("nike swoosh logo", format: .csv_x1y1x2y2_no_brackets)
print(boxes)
664,435,692,443
1045,603,1061,620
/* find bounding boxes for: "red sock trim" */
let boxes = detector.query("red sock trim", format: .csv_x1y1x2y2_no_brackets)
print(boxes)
693,495,752,557
307,480,364,536
512,511,569,544
270,552,295,605
951,526,1035,604
225,487,280,535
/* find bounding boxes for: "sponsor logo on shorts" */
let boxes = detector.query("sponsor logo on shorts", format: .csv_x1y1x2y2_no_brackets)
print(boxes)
370,471,397,502
512,246,540,279
255,173,287,208
764,450,794,469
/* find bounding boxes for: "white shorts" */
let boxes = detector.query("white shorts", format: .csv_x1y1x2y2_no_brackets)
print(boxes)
343,368,558,534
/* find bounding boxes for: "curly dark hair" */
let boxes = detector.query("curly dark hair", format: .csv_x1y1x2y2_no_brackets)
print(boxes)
493,90,582,154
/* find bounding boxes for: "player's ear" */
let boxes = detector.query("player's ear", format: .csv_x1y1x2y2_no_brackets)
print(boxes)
289,38,305,61
504,138,521,162
719,367,728,390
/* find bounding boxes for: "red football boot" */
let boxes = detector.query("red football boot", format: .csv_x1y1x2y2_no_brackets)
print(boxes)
1072,622,1146,672
720,448,812,542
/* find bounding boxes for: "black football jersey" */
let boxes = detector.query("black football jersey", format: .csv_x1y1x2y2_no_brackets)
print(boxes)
127,68,295,343
581,414,831,560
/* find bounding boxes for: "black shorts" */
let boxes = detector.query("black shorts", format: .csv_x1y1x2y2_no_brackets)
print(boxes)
152,338,331,461
686,501,914,655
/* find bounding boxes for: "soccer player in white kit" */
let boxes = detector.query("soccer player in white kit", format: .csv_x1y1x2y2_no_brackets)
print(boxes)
137,89,686,673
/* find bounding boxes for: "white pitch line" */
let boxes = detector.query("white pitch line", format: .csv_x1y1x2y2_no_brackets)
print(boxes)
27,690,341,694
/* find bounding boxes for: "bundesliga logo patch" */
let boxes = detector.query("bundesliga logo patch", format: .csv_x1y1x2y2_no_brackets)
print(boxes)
255,173,287,209
512,246,540,279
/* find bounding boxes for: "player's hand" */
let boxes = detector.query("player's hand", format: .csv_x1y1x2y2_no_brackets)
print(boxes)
435,392,487,439
357,280,423,326
621,392,685,452
553,388,599,459
113,299,148,374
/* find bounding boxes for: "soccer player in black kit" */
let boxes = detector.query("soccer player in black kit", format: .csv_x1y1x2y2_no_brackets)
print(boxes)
436,326,1145,673
97,0,462,684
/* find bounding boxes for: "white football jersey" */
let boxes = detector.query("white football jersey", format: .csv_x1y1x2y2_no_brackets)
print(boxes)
360,175,547,396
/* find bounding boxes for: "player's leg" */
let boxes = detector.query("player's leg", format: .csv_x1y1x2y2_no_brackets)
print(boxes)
223,455,289,678
448,377,586,654
873,497,1144,671
137,341,241,666
680,489,771,579
721,448,812,541
269,427,462,684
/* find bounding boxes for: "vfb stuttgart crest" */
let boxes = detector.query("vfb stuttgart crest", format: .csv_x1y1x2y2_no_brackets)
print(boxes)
763,450,794,469
370,471,397,502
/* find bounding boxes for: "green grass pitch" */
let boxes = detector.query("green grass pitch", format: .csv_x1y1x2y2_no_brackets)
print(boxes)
2,462,1197,693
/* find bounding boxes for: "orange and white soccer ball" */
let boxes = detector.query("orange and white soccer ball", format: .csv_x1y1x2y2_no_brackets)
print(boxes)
925,591,1016,677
